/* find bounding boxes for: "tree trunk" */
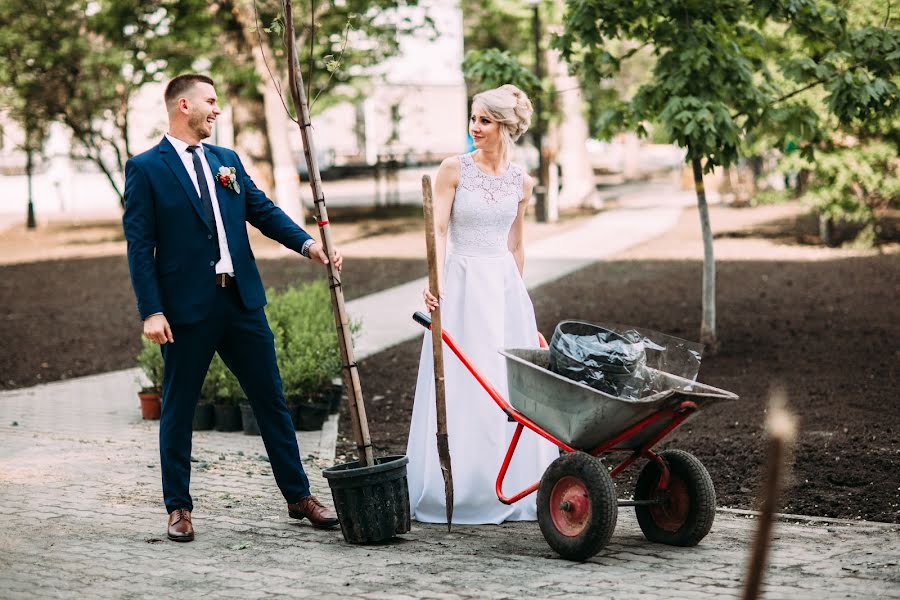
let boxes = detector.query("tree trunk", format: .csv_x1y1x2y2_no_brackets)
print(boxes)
255,48,304,224
65,121,125,208
691,155,717,353
219,2,275,197
818,211,836,247
547,23,594,210
26,147,36,229
229,89,275,197
232,3,305,223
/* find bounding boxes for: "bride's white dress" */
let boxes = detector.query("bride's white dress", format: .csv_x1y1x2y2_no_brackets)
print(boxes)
406,152,559,524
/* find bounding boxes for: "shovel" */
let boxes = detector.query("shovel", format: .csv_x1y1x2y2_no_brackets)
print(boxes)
421,174,454,530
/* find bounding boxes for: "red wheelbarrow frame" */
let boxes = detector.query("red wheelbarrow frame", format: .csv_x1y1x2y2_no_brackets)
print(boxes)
413,312,695,507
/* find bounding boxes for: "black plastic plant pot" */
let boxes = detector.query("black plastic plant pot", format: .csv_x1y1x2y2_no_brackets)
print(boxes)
323,455,411,544
295,402,329,431
239,402,261,436
214,403,243,432
193,403,215,431
327,380,343,414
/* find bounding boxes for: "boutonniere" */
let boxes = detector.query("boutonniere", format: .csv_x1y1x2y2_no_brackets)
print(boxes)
216,166,241,194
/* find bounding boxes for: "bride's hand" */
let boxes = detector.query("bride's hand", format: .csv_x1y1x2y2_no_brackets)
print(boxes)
423,287,441,312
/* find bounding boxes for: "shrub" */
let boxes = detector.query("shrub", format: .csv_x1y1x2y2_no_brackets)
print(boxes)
781,139,900,246
134,279,359,404
202,353,244,405
136,338,164,393
265,279,360,402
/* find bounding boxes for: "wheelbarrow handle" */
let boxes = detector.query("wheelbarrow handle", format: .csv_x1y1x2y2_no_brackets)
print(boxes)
416,311,547,349
413,311,432,329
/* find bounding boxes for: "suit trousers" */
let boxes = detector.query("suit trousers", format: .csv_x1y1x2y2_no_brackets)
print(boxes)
159,283,311,512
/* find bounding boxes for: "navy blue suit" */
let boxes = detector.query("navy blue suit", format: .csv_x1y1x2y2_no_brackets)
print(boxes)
123,136,314,512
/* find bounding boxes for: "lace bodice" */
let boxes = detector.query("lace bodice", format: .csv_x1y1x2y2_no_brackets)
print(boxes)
448,153,525,256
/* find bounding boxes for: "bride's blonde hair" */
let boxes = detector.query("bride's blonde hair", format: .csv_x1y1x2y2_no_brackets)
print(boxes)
471,84,533,162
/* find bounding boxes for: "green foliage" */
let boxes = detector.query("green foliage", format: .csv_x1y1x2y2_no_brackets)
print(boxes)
173,0,435,117
461,0,532,58
265,279,360,401
462,49,541,98
196,280,357,404
750,188,792,207
782,139,900,242
0,0,190,205
555,0,900,172
136,338,164,393
202,354,244,405
0,0,433,206
0,0,73,191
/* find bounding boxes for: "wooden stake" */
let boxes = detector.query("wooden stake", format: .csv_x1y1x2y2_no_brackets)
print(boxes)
421,175,454,530
742,390,797,600
281,0,373,467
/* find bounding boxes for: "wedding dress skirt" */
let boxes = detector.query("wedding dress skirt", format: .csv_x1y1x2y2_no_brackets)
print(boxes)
406,248,559,524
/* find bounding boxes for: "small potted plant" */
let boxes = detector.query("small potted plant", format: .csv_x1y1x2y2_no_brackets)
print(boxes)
208,354,244,432
281,343,331,431
327,376,344,414
135,338,164,420
265,281,359,431
194,369,217,431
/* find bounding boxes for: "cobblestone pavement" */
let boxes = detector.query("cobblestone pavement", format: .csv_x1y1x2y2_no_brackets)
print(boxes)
2,372,899,599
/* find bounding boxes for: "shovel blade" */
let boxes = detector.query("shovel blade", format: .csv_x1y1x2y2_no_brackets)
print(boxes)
436,432,454,530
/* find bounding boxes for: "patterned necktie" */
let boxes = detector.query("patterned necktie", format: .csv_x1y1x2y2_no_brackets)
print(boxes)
186,145,220,260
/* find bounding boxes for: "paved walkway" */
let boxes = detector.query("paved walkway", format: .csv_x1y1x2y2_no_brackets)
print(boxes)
349,180,695,358
1,372,898,599
3,181,899,598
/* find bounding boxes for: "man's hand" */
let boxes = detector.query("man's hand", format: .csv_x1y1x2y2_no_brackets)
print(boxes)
144,314,174,345
308,242,343,272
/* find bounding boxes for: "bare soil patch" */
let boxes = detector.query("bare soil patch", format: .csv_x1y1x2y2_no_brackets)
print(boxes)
0,255,422,389
339,203,900,523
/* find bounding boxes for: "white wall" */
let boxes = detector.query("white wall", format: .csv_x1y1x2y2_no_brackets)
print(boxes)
306,0,468,164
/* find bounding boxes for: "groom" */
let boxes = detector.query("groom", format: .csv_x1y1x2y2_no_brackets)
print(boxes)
123,73,340,542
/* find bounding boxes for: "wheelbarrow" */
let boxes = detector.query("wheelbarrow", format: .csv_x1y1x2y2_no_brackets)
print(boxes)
413,312,738,561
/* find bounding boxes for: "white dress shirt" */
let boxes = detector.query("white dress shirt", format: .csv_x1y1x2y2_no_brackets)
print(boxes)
165,134,234,276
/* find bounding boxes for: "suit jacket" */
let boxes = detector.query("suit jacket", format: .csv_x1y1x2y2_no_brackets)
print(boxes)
123,136,312,325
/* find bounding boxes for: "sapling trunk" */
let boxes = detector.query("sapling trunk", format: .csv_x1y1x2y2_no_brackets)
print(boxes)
281,0,373,466
691,155,717,353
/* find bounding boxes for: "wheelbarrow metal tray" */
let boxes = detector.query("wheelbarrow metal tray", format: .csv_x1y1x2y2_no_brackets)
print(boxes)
500,348,738,451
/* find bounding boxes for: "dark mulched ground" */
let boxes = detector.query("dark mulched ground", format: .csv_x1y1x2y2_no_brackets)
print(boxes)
0,256,423,389
3,209,898,523
341,248,900,523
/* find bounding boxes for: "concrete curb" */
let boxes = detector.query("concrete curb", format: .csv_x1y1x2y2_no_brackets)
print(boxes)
717,507,898,528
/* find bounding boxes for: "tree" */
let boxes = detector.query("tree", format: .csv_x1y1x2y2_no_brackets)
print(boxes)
154,0,433,215
462,48,541,95
0,0,74,225
776,2,900,245
1,0,432,213
462,0,602,217
556,0,899,351
0,0,184,208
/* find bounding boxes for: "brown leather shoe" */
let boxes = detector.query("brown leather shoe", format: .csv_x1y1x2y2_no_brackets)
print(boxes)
167,509,194,542
287,495,339,529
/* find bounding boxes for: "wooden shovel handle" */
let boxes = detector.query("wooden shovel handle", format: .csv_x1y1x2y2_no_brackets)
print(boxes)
422,176,448,436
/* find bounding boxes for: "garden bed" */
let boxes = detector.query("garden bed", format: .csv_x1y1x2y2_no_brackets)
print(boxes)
339,206,899,523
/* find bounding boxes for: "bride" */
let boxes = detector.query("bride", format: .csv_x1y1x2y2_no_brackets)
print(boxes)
406,84,558,524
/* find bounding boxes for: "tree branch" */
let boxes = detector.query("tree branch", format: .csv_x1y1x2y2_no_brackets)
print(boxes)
251,0,297,122
311,19,353,109
308,0,315,103
731,58,870,121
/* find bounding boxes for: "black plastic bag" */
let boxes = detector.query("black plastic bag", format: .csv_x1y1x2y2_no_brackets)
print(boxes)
549,321,653,399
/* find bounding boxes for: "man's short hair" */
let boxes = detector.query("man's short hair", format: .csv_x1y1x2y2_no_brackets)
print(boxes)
164,74,215,111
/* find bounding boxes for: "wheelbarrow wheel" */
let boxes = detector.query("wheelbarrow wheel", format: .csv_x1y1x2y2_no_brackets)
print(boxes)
537,452,617,561
634,449,715,546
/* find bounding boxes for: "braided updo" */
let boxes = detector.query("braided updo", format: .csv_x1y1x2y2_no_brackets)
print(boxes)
471,84,534,161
